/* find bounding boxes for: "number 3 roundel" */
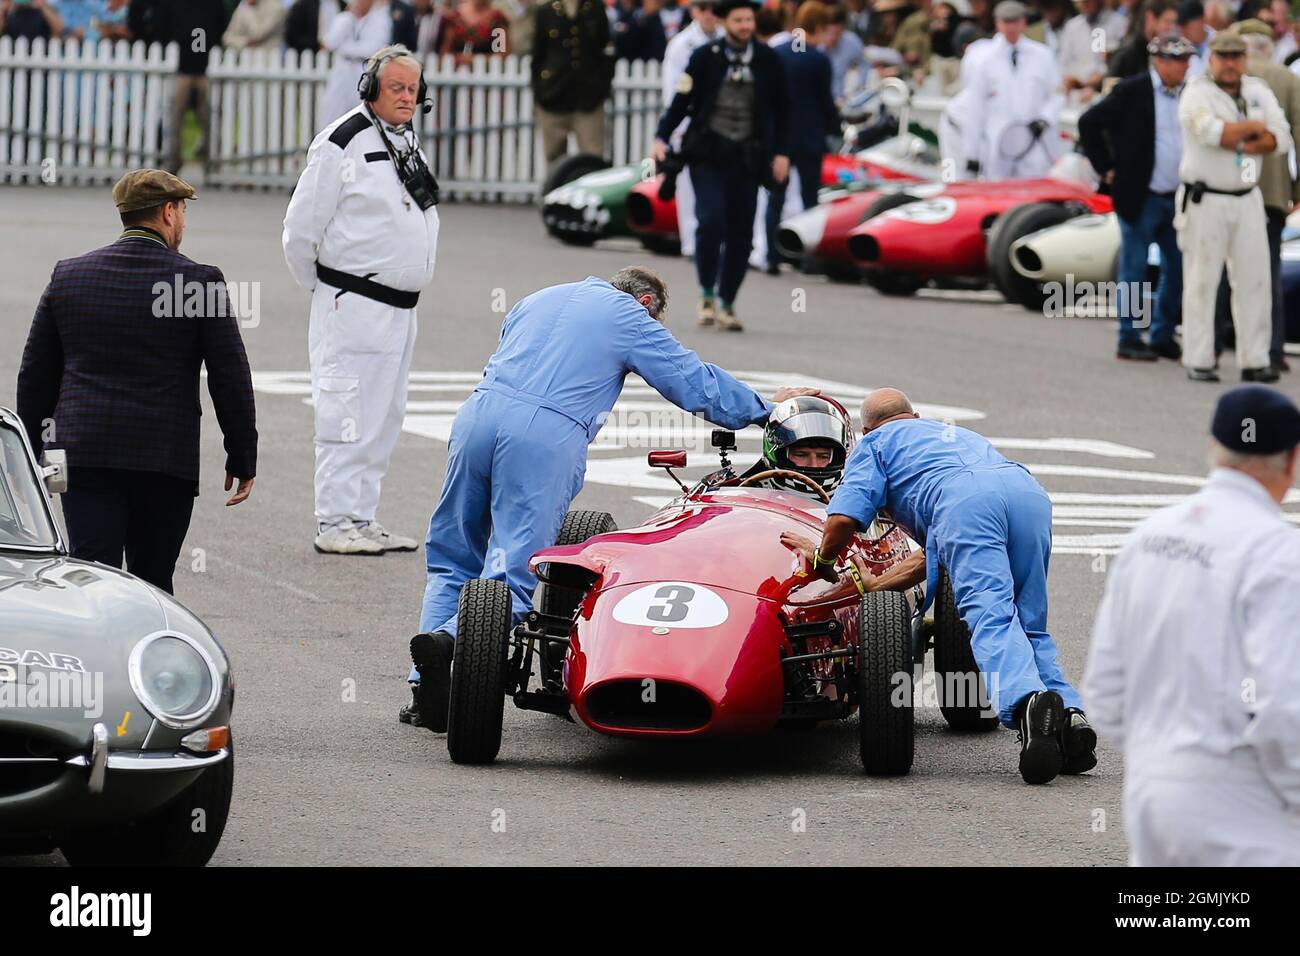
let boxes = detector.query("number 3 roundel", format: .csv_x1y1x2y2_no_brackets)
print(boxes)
611,582,730,629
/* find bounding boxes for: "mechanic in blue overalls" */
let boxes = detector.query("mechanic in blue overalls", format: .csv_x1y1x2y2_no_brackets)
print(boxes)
784,387,1097,785
400,267,820,731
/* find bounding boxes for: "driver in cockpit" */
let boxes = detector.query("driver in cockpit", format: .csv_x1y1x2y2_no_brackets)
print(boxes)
733,394,855,500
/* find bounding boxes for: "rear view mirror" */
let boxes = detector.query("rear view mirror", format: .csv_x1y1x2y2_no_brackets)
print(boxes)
648,450,687,469
41,450,67,495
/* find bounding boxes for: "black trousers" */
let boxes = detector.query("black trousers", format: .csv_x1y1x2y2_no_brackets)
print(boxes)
1214,205,1286,365
765,151,822,267
60,467,197,594
690,154,761,304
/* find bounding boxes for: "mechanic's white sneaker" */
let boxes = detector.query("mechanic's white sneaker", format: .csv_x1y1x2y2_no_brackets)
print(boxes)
314,523,385,555
357,521,418,552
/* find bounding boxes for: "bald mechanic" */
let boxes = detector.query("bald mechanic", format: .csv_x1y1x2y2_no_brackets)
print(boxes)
400,266,820,730
784,388,1096,784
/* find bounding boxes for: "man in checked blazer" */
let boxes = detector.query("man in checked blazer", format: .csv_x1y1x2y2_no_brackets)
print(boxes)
16,170,258,594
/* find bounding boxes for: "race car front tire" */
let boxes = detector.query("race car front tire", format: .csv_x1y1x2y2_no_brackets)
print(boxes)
857,590,915,775
537,510,617,623
59,739,235,867
932,570,1000,733
541,153,611,197
447,579,512,765
987,202,1079,309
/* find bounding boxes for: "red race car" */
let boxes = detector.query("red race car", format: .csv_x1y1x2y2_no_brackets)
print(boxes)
624,150,927,251
777,164,1113,297
443,431,995,775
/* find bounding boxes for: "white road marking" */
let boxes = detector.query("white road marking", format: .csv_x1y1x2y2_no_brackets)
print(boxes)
251,369,1300,555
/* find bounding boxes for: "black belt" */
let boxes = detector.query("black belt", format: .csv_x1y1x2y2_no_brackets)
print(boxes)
317,264,420,309
1180,181,1255,212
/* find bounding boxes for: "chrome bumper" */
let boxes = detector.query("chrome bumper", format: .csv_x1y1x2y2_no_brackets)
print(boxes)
2,721,229,795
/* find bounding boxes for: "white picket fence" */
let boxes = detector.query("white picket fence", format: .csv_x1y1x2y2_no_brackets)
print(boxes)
0,37,664,198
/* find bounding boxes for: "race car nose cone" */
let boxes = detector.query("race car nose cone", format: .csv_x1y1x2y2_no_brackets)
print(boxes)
776,204,829,259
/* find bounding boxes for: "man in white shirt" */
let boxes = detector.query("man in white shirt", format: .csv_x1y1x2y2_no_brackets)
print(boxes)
1085,386,1300,866
1175,29,1291,382
961,0,1065,179
1060,0,1125,102
283,46,441,553
321,0,395,127
660,0,723,257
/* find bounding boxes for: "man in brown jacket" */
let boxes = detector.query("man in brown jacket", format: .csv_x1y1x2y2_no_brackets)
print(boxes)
1216,19,1300,374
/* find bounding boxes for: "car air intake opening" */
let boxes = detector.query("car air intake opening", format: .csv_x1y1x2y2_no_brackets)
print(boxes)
1012,245,1043,273
625,192,653,227
848,234,880,261
585,679,711,731
776,228,804,257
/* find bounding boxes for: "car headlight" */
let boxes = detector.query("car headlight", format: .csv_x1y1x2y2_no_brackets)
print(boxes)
128,631,221,730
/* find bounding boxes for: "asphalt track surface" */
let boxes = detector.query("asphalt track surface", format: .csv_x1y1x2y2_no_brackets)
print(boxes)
4,185,1298,865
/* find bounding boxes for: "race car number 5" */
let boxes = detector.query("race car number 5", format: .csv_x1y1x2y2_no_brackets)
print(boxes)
612,582,730,629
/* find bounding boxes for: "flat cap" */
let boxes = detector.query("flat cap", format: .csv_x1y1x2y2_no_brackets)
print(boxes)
1212,386,1300,455
994,0,1027,19
1208,31,1247,54
112,169,197,213
1147,31,1196,58
714,0,759,16
1233,17,1273,38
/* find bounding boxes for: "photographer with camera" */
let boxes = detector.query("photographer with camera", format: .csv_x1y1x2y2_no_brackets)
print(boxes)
283,45,441,555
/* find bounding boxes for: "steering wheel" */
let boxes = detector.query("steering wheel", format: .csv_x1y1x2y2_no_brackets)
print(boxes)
737,469,830,504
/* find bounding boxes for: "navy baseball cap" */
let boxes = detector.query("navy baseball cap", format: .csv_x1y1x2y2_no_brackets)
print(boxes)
1211,386,1300,455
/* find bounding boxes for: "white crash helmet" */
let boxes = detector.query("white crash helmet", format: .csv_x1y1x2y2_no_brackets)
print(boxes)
762,395,855,494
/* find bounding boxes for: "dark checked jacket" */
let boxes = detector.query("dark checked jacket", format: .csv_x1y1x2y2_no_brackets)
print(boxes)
17,229,258,485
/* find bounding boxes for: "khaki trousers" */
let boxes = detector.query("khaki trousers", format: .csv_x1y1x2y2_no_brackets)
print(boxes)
1176,186,1272,372
536,106,606,168
169,74,211,174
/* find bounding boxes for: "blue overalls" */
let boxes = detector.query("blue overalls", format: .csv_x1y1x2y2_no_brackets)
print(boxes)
413,277,773,677
827,418,1084,726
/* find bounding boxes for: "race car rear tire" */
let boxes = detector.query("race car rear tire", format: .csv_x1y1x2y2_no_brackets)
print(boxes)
932,571,1000,733
866,271,923,296
59,739,235,867
541,152,610,197
857,590,915,775
987,202,1078,308
447,579,512,764
637,233,683,256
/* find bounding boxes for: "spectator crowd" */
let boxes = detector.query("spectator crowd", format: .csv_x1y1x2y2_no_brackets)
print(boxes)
4,0,1300,379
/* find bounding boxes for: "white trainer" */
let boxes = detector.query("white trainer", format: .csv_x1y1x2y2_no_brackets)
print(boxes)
357,521,419,552
314,523,385,555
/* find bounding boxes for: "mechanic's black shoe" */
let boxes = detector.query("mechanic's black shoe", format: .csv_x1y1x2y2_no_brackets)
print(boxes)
765,262,781,276
1060,708,1098,774
398,683,430,727
1186,367,1220,382
1149,339,1182,361
1242,366,1280,383
1116,341,1157,361
410,631,455,733
1015,690,1065,785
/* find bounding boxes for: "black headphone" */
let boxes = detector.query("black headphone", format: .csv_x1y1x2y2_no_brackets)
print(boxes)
357,46,431,114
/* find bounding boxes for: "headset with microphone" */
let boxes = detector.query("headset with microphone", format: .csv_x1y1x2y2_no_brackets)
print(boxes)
357,46,432,115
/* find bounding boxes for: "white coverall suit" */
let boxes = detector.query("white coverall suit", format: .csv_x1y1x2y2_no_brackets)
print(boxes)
320,3,395,129
1176,73,1291,373
1084,468,1300,866
960,34,1065,180
283,103,440,529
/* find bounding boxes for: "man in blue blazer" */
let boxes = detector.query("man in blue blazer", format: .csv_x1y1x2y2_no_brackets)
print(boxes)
765,2,839,274
653,0,790,331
